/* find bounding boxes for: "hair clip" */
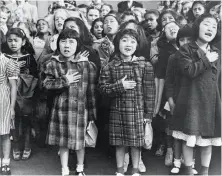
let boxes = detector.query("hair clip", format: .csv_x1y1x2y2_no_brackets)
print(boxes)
19,28,26,37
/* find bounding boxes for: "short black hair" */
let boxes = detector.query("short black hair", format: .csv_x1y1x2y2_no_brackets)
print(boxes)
176,24,193,46
56,28,81,54
158,9,179,30
90,17,105,38
192,13,219,45
113,29,140,57
187,1,206,22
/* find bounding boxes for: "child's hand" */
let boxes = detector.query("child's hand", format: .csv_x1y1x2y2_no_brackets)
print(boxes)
65,71,81,84
79,50,89,59
18,61,26,68
206,51,218,63
121,75,137,90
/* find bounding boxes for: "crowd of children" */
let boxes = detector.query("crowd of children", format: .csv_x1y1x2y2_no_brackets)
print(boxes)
0,0,221,176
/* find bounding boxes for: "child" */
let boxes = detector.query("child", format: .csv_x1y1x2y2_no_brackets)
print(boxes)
171,13,221,175
99,29,155,176
86,6,100,29
155,21,180,163
120,11,138,24
181,1,193,20
43,29,97,176
100,3,112,18
2,28,38,161
77,4,89,19
177,15,188,27
187,1,206,25
33,19,51,62
0,6,10,35
165,25,198,174
90,17,104,40
0,30,19,175
94,11,120,66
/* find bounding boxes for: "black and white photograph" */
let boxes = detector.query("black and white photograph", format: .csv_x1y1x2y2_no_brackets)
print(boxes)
0,0,221,175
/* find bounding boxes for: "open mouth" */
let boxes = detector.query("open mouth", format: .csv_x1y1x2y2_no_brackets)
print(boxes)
125,48,132,52
107,27,112,31
205,32,212,37
58,23,63,27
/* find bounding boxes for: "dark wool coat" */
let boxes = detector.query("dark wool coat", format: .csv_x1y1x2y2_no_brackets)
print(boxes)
171,42,221,138
43,55,97,150
99,55,155,147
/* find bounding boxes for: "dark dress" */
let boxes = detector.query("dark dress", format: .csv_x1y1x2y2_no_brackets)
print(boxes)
171,42,221,145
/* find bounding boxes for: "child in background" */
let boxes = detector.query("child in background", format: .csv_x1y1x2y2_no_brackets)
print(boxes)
2,28,38,161
165,25,198,175
120,11,138,24
0,6,10,35
86,6,100,29
171,14,221,175
43,29,97,176
33,19,51,62
177,15,188,27
99,29,155,176
0,30,19,175
187,1,206,25
181,1,193,20
91,17,104,40
12,21,37,46
100,3,113,18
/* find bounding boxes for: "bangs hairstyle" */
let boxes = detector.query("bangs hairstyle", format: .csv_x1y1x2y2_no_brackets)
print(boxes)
90,17,105,37
63,17,93,46
101,3,113,11
104,10,121,24
56,28,81,54
3,28,35,55
176,24,193,46
158,9,179,30
192,13,219,45
87,6,101,14
113,29,139,57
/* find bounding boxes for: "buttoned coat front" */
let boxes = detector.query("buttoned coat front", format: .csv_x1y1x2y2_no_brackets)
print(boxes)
43,55,97,150
99,55,155,147
171,42,221,138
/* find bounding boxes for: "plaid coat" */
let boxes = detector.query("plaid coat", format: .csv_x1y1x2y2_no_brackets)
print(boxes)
99,55,155,147
43,55,97,150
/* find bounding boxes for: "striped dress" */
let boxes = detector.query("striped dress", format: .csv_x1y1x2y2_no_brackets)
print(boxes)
0,53,19,135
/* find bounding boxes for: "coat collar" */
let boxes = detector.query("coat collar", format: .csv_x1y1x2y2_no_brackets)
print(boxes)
188,41,219,52
51,54,89,63
111,55,145,67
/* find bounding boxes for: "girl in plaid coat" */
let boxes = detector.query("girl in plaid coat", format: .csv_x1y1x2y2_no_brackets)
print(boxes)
99,29,155,176
43,29,97,176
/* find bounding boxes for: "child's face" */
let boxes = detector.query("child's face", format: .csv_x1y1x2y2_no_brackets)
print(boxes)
179,19,188,27
59,38,77,58
192,3,205,19
145,13,158,31
122,15,136,24
104,16,119,35
209,4,221,21
101,5,111,17
37,20,49,34
164,22,180,41
161,13,175,27
179,37,192,46
7,34,25,54
119,34,137,58
0,11,9,26
182,2,192,17
55,11,67,33
199,17,217,43
87,9,100,25
64,21,80,34
93,21,103,39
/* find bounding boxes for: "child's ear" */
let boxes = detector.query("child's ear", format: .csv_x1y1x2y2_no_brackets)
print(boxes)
22,39,26,46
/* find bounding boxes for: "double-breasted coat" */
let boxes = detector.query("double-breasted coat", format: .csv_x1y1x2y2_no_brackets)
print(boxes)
99,55,155,147
43,55,97,150
171,42,221,138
